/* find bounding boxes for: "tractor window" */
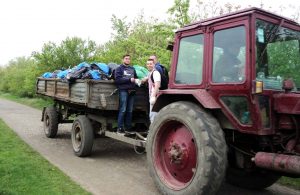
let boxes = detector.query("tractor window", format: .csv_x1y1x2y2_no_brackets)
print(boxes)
221,96,252,125
175,34,203,85
213,26,246,83
256,19,300,91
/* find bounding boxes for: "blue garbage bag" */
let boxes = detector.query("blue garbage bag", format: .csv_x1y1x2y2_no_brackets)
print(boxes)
74,62,90,71
42,72,53,78
88,70,101,80
91,63,109,75
56,70,69,79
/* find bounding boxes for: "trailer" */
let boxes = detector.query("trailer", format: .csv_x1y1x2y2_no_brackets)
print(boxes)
37,78,149,156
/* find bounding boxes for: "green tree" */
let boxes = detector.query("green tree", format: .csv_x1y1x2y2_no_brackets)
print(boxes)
168,0,192,27
0,57,37,97
95,14,174,68
33,37,98,72
111,14,131,40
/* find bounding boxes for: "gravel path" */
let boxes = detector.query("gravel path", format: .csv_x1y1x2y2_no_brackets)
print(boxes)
0,98,299,195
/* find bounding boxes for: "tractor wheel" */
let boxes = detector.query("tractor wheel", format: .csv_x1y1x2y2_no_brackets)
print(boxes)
147,101,227,195
43,106,58,138
71,115,94,157
226,165,280,189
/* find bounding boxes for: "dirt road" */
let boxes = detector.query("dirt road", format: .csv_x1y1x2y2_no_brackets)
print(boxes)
0,98,299,195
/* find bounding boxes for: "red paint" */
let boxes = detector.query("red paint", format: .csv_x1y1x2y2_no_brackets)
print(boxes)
278,115,294,130
160,89,220,109
154,121,197,190
282,79,295,92
273,93,300,114
254,152,300,175
286,139,297,152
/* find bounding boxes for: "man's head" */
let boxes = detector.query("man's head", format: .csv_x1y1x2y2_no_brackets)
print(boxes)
149,55,157,64
146,59,155,71
123,54,131,65
223,41,243,57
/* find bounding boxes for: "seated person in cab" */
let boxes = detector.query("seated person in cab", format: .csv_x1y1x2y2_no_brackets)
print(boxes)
214,42,245,83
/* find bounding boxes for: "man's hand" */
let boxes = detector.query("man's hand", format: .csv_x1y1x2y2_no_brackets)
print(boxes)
130,78,135,83
134,79,142,87
141,77,148,84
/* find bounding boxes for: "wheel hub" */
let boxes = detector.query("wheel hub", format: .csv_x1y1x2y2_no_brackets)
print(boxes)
154,122,197,190
168,142,188,166
75,132,81,141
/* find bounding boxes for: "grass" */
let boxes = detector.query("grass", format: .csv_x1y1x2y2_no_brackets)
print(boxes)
278,177,300,190
0,119,90,195
0,92,52,110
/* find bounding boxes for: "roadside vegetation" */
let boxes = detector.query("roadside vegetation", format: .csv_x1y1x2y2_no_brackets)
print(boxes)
278,177,300,190
0,119,90,195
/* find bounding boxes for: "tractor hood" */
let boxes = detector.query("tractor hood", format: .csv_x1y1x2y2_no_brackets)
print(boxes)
273,93,300,114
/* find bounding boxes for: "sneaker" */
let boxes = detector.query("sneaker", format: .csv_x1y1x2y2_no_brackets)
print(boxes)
117,128,125,135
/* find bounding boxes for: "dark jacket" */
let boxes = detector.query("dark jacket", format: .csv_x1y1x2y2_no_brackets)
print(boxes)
155,62,163,75
115,64,137,90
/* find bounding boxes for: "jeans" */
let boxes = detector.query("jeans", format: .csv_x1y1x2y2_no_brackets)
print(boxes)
117,90,135,129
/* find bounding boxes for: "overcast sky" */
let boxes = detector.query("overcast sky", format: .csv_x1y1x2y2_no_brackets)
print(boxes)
0,0,299,66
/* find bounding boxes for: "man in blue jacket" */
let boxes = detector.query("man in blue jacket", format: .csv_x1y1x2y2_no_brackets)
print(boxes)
115,54,137,134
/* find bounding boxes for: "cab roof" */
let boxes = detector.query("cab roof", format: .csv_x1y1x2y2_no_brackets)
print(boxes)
177,7,300,33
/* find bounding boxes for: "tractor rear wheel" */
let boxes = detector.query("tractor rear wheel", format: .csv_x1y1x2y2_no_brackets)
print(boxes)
147,101,227,195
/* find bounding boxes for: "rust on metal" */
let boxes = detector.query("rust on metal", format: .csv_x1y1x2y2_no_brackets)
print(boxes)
254,152,300,175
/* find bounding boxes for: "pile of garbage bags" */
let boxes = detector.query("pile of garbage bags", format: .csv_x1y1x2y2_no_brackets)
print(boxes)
42,62,149,82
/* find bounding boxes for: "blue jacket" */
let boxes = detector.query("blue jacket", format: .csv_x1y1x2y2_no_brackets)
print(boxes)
115,64,137,90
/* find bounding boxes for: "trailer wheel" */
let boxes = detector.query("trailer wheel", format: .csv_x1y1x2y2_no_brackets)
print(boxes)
71,116,94,157
147,101,227,195
43,106,58,138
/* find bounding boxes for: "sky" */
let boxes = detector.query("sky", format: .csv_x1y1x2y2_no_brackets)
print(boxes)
0,0,299,66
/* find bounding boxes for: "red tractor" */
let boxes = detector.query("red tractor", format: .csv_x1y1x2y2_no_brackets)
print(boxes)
146,7,300,195
39,7,300,195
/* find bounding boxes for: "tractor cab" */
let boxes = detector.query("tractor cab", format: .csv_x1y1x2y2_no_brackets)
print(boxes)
160,7,300,135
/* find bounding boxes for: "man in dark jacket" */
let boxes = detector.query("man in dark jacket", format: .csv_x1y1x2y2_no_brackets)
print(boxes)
115,54,137,134
149,55,163,74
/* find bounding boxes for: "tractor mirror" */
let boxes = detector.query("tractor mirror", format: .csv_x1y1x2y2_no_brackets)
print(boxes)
167,42,174,51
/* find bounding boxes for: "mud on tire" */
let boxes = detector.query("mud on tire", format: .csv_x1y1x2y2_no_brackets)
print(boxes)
146,101,227,195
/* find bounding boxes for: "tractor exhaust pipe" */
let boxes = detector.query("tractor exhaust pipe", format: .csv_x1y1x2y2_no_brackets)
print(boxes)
253,152,300,175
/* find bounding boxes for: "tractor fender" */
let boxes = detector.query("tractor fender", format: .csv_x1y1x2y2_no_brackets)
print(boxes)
152,89,221,112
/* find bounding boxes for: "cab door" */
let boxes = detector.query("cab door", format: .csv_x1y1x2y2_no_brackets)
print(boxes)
207,19,257,133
